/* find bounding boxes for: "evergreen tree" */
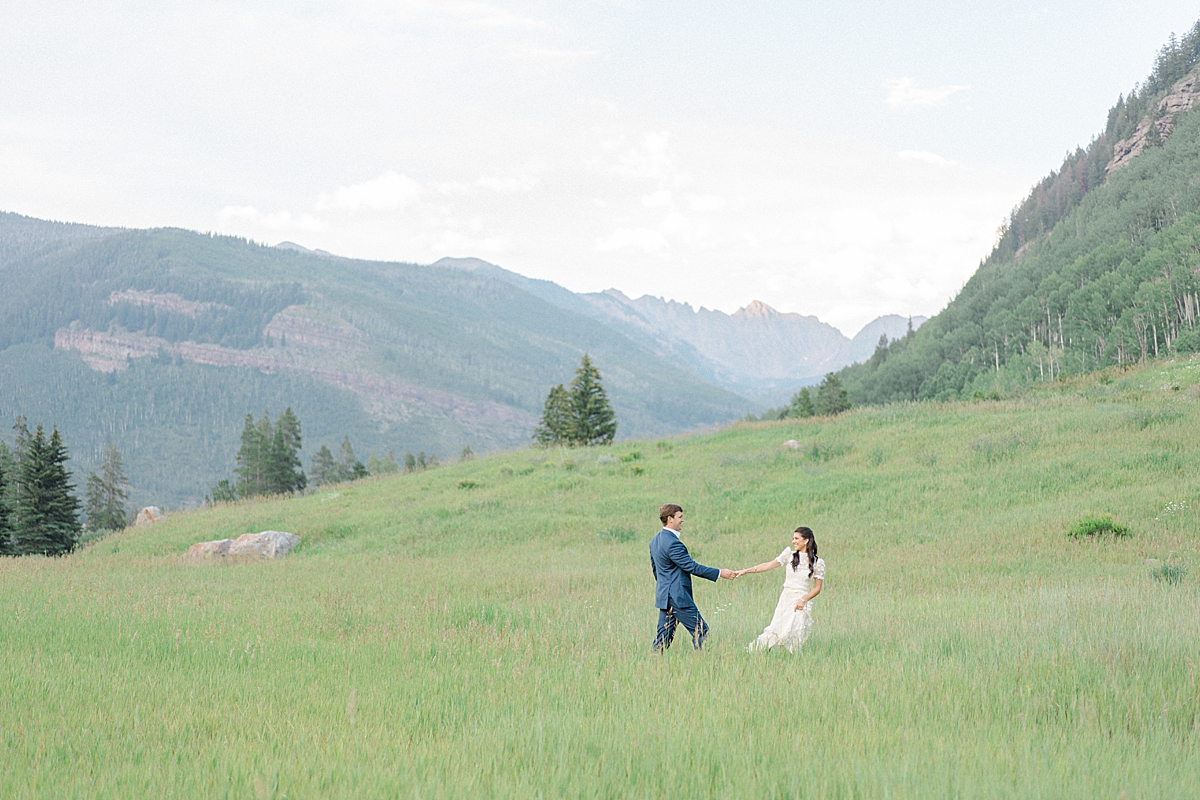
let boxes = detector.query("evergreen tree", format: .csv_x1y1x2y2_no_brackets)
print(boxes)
569,354,618,446
815,373,851,416
0,441,16,529
533,384,573,445
310,444,336,485
208,479,237,503
338,437,367,481
404,452,417,473
790,387,816,418
15,426,81,556
266,407,305,494
0,457,13,556
234,412,271,498
416,451,426,470
867,334,890,370
84,440,129,532
460,444,473,462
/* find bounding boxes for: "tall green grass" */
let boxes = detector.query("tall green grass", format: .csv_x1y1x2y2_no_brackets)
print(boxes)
3,357,1199,797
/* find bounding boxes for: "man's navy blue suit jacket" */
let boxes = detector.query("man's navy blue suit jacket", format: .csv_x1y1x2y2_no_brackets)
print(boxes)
649,528,720,611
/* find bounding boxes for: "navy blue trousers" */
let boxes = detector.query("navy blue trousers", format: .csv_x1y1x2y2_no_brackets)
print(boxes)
653,604,708,651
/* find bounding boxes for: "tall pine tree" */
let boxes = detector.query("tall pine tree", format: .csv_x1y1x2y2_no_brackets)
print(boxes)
569,354,617,446
15,426,81,556
85,440,130,532
266,407,306,494
310,444,336,485
533,384,574,445
0,455,14,556
533,355,618,446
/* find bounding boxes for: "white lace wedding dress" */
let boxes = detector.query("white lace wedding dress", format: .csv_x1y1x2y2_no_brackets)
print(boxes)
749,550,826,654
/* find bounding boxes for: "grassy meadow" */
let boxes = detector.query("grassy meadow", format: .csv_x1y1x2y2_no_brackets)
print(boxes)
3,357,1200,798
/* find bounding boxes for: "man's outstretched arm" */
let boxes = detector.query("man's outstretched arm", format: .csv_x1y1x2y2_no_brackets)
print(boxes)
666,537,729,581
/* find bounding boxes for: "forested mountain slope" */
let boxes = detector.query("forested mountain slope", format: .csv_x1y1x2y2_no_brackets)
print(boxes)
0,215,751,507
840,21,1200,405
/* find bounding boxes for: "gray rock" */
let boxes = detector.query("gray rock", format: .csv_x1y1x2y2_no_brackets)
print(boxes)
227,531,301,559
135,506,163,525
782,440,801,450
183,538,233,561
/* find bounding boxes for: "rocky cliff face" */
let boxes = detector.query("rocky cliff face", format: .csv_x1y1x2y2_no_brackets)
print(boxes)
1107,72,1200,176
54,303,535,433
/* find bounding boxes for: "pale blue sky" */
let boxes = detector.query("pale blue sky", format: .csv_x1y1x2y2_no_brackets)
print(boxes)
3,2,1198,333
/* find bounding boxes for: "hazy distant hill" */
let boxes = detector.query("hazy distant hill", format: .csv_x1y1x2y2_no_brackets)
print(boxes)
0,215,752,508
434,257,924,401
839,21,1200,404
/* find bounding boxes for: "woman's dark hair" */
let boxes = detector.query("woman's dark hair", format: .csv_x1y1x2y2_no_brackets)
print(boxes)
791,526,818,577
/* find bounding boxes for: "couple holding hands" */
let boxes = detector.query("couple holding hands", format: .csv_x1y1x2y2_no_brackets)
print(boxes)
650,503,825,654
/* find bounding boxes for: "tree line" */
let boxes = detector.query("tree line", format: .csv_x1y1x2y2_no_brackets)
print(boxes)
746,372,851,422
209,409,451,502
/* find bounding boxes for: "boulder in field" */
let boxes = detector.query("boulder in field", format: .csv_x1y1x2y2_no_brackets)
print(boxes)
135,506,163,525
184,538,233,561
227,531,300,559
782,440,801,450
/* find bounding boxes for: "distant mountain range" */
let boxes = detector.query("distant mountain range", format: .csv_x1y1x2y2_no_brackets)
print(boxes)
432,256,924,403
0,213,914,509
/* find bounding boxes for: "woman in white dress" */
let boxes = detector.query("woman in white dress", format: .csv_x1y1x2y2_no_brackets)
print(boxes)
736,526,825,653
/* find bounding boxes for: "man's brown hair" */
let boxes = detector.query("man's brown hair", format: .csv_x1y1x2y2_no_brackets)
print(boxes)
659,503,683,525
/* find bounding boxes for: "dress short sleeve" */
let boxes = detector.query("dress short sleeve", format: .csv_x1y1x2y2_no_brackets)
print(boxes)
775,548,792,567
812,557,826,581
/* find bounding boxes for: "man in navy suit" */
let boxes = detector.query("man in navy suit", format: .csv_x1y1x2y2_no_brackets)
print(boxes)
650,503,736,651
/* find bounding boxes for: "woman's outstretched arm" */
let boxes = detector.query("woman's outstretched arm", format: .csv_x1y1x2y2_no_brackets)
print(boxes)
733,559,781,578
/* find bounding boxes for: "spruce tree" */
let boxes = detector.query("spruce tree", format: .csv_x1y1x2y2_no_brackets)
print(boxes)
15,426,81,556
404,452,417,473
338,437,367,481
815,373,851,416
790,387,815,418
310,444,336,485
235,412,271,498
569,354,617,445
533,384,574,445
0,441,16,531
266,407,305,494
84,440,129,532
0,457,13,556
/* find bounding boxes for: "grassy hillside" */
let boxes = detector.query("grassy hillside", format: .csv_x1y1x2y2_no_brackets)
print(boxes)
0,216,751,507
2,356,1197,797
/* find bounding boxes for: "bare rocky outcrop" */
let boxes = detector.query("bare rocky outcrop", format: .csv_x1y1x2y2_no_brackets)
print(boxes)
135,506,163,526
1107,72,1200,176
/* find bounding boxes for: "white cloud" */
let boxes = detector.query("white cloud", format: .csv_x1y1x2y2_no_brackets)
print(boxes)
898,149,957,166
594,227,668,254
641,190,673,208
685,193,726,212
318,171,422,212
884,77,969,110
476,175,536,193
